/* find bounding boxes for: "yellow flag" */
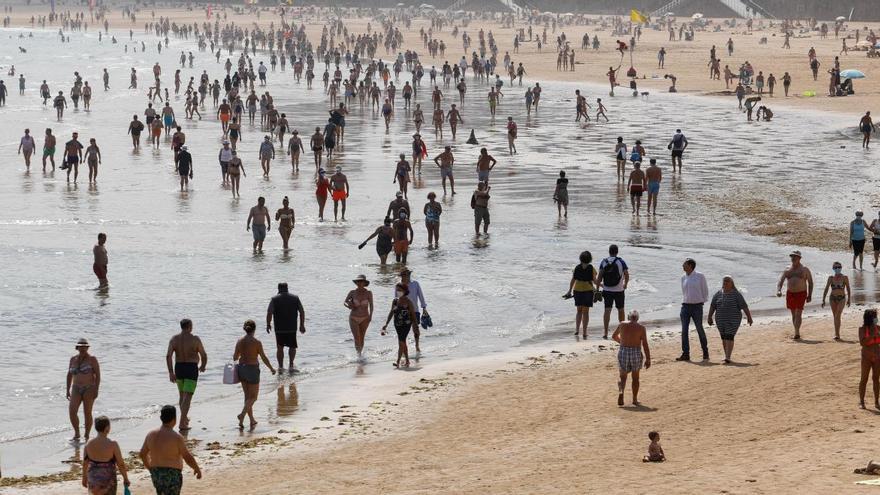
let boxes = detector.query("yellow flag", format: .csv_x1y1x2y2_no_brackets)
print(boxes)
630,9,648,24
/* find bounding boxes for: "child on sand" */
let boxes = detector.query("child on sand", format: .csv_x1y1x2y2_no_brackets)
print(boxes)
643,431,665,462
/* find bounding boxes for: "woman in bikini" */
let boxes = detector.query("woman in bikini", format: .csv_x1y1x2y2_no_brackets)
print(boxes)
228,117,242,151
412,103,424,133
344,275,374,358
859,309,880,409
821,261,851,340
310,127,324,169
275,196,295,250
227,151,245,198
315,169,330,221
83,416,130,494
67,338,100,441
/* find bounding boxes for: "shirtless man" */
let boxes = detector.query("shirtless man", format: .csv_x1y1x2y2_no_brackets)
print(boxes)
860,111,875,149
93,233,108,289
330,168,349,221
507,117,518,154
612,310,651,406
476,147,497,183
434,146,456,195
393,211,414,264
217,99,232,134
667,129,688,173
43,128,57,171
607,66,619,94
627,161,646,215
777,250,814,340
446,104,463,139
247,197,271,253
310,127,324,169
645,158,662,215
139,406,202,495
165,319,207,432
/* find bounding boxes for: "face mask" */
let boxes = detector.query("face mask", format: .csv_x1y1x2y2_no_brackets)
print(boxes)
396,291,404,298
833,268,842,275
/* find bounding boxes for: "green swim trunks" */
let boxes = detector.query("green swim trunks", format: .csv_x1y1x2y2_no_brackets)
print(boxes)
174,362,199,394
150,467,183,495
43,147,55,157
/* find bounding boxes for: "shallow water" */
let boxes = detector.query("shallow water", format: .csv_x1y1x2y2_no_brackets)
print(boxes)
0,26,873,476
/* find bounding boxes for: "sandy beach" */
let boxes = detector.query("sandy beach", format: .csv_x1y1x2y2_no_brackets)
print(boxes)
2,4,880,494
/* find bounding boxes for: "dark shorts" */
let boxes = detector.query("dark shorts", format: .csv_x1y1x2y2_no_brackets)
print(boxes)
603,290,625,309
873,237,880,252
174,362,199,394
93,263,107,279
67,155,80,166
474,206,490,225
573,290,593,308
671,149,683,158
252,224,267,241
150,467,183,495
220,161,229,174
275,331,297,349
395,324,411,341
853,239,866,255
237,364,260,384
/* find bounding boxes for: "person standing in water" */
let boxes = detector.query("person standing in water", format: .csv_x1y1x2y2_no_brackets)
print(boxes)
287,129,304,172
64,131,83,183
821,261,851,340
275,196,295,250
381,283,419,368
259,135,275,177
93,233,108,289
67,338,100,441
345,275,374,359
266,282,306,372
393,153,412,199
614,137,627,181
315,168,330,221
471,182,491,236
506,116,518,154
43,128,57,171
777,250,814,340
17,128,35,171
565,250,598,338
139,405,202,495
434,146,456,195
227,151,245,198
165,318,207,432
554,170,569,217
645,158,662,215
247,196,271,253
667,129,688,173
84,138,101,183
359,217,395,265
860,111,875,149
627,161,646,216
851,210,872,270
233,320,276,430
393,211,414,264
331,168,349,221
176,145,193,192
612,310,651,406
870,211,880,269
424,192,442,247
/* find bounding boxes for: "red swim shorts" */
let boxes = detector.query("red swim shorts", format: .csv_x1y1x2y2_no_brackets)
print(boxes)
786,291,807,310
332,190,347,201
93,263,107,279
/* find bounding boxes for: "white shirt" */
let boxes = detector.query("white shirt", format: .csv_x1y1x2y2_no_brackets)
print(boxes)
395,280,427,311
681,271,709,304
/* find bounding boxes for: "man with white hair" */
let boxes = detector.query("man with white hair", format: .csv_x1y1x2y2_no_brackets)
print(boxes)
612,310,651,406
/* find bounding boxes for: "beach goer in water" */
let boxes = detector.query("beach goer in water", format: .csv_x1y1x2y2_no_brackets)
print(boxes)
259,135,275,177
359,217,395,265
777,250,813,340
247,196,271,253
43,128,57,170
392,211,414,264
643,431,665,462
565,250,598,338
381,283,419,368
331,168,349,221
54,91,67,119
83,416,131,494
85,138,101,183
18,128,35,170
434,146,456,195
614,137,627,181
67,338,100,441
227,151,245,198
310,127,324,169
821,262,851,340
476,148,497,183
288,130,304,172
851,210,872,270
165,318,207,432
275,196,295,250
645,158,662,215
64,132,83,183
471,182,491,236
424,192,442,247
627,161,646,215
266,282,305,371
554,170,569,217
93,233,108,289
506,116,518,154
870,212,880,269
399,268,428,353
345,275,374,358
859,309,880,409
678,258,710,362
315,169,330,221
612,310,651,406
139,405,202,494
598,244,629,339
860,111,875,148
667,129,688,173
394,154,412,198
707,276,753,364
176,146,193,192
233,320,277,429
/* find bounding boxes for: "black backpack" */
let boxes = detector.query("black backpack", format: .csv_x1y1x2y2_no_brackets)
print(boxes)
602,257,622,287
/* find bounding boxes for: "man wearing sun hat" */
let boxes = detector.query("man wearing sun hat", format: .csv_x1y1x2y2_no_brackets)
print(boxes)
777,250,813,340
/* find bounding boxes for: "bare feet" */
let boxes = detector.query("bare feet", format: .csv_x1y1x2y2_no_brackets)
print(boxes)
237,413,245,429
617,393,624,406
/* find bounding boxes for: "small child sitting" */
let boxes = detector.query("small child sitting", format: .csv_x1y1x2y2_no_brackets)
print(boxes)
643,431,666,462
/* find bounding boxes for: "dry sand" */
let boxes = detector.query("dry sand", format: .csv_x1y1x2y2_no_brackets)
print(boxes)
4,7,880,494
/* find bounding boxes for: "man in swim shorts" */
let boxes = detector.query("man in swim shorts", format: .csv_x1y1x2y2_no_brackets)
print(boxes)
645,158,662,215
247,196,271,253
93,233,108,289
612,310,651,406
166,319,207,432
330,168,349,221
140,405,202,495
434,146,456,195
476,147,497,183
266,282,306,371
667,129,688,173
627,161,646,216
393,210,414,264
43,128,57,171
777,250,813,340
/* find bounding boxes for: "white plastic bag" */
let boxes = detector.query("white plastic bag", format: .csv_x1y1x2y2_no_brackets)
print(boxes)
222,363,239,384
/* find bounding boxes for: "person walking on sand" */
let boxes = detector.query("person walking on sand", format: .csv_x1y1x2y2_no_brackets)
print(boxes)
667,129,688,173
139,405,202,495
67,338,100,442
859,309,880,410
860,111,875,149
851,210,872,270
381,283,420,368
777,250,813,340
233,320,277,429
707,276,753,364
678,258,710,362
93,233,108,289
166,318,207,432
399,268,428,353
82,416,131,494
821,262,851,340
565,250,598,339
612,310,651,406
247,196,271,253
267,282,305,372
597,244,630,339
345,275,374,359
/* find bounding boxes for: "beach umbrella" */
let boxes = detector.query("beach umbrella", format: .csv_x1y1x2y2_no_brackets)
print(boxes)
840,69,865,79
692,13,703,19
